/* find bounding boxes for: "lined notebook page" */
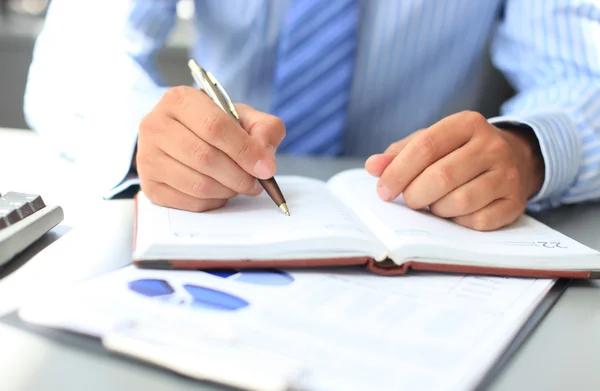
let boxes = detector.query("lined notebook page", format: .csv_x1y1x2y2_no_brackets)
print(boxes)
135,176,383,259
327,169,599,267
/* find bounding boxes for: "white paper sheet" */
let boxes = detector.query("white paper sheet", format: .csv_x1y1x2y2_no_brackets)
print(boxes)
327,169,600,268
134,176,384,260
138,176,372,246
19,266,554,391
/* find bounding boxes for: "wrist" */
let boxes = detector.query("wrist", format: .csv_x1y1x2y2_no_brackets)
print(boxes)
497,124,545,199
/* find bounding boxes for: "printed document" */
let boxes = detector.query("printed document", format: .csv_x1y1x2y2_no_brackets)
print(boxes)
20,266,554,391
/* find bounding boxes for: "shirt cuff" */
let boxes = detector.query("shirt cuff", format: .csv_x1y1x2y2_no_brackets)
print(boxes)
74,87,167,199
488,112,582,211
103,171,141,199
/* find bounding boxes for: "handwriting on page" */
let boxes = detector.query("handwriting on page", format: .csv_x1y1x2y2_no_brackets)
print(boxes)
167,177,369,243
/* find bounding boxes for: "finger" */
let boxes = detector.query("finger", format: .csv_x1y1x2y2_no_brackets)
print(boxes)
402,141,491,210
384,128,426,155
367,129,428,177
384,139,411,155
151,117,260,196
236,104,286,152
377,113,481,201
365,153,396,177
141,180,228,213
429,169,508,218
145,150,257,199
161,86,275,179
451,198,524,231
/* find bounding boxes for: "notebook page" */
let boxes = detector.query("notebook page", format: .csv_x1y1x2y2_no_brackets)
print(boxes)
135,176,384,260
19,266,554,391
327,169,600,268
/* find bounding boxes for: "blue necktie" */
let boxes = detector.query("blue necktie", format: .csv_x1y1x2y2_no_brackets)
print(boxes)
270,0,358,156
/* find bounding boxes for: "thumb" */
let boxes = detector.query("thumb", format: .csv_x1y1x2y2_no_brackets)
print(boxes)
235,104,286,153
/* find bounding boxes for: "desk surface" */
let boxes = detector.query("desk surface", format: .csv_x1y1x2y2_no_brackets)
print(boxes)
1,127,600,391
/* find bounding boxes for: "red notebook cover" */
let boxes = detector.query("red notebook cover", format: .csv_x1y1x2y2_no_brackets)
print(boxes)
130,195,597,279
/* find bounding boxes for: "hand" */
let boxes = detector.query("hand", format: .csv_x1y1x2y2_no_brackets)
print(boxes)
136,86,285,212
365,111,545,231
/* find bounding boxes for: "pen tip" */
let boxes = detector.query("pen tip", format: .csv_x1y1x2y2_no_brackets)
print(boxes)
279,203,290,216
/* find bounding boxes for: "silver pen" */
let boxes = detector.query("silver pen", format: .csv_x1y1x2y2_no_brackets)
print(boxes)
187,59,290,216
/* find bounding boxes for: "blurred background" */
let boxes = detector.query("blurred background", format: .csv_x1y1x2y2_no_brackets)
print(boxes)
0,0,194,130
0,0,48,129
0,0,513,131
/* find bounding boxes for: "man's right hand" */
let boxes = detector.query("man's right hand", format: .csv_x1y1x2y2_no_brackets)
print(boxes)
136,86,285,212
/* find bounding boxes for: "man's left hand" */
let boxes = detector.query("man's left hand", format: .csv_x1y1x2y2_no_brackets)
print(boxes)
365,111,545,231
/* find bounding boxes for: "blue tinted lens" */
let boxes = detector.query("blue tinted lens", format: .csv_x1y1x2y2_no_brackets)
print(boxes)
183,284,249,311
128,279,174,297
204,269,239,278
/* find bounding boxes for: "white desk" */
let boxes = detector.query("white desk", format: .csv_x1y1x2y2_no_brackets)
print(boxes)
1,127,600,391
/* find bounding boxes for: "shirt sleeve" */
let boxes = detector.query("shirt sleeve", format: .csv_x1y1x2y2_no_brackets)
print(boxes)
489,0,600,211
23,0,179,198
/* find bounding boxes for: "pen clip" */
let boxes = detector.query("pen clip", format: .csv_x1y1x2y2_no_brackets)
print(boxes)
188,59,240,122
206,71,240,121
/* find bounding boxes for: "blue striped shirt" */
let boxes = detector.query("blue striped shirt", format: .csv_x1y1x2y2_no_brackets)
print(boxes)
24,0,600,211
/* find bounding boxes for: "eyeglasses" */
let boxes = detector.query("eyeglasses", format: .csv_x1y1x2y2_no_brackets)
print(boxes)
204,268,294,286
128,278,249,311
127,268,294,311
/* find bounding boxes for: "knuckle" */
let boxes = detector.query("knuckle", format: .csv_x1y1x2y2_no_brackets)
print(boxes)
488,136,510,156
235,174,256,194
451,189,472,213
462,110,487,130
192,144,216,166
436,164,454,187
415,135,436,162
138,113,160,136
402,188,421,210
163,85,189,107
200,113,228,140
235,141,253,163
471,214,493,231
135,151,152,170
190,177,210,197
504,167,520,185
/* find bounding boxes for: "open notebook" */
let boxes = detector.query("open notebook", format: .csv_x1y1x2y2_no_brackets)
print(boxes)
133,169,600,278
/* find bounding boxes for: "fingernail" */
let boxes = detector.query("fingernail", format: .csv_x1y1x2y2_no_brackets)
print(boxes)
377,184,393,201
254,160,275,179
